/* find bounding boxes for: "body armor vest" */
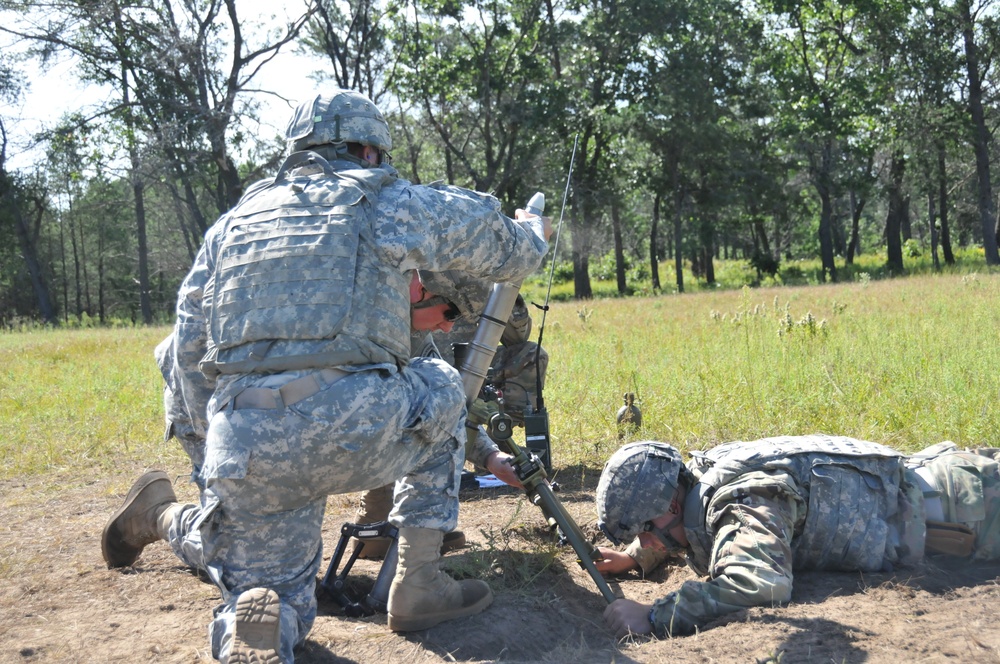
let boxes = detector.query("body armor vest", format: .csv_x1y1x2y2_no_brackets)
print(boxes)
201,154,411,376
684,435,910,575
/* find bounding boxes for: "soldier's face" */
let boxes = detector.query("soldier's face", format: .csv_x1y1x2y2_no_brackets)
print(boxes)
410,276,458,332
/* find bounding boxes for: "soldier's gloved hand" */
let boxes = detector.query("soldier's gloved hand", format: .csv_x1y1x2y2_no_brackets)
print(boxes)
466,399,499,427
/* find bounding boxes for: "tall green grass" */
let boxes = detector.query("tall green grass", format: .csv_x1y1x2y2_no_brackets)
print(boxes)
536,272,1000,465
0,326,184,479
1,273,997,480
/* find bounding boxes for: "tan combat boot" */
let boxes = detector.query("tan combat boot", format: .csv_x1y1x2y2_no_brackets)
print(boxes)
386,527,493,631
101,470,178,568
354,486,466,558
227,587,282,664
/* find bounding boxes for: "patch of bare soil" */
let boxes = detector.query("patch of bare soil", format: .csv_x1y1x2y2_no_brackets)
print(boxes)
4,461,1000,664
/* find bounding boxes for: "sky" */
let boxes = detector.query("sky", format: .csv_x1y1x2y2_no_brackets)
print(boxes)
1,1,327,171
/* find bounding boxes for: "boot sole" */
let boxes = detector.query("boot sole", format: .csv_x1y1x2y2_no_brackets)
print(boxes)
387,587,494,632
101,470,172,568
229,588,282,664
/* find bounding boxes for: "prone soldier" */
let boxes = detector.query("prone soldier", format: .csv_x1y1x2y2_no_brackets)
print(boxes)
595,435,1000,639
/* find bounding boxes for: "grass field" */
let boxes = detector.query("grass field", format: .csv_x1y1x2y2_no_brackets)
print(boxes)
1,272,998,482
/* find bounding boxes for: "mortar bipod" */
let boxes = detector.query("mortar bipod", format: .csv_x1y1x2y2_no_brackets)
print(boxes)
319,521,399,617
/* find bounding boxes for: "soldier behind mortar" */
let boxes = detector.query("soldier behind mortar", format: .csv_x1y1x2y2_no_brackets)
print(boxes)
352,271,526,559
100,89,551,664
487,293,548,426
594,435,1000,640
353,292,546,559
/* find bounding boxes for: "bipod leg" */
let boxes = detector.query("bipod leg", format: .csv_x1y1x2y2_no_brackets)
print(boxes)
319,521,399,617
498,437,618,604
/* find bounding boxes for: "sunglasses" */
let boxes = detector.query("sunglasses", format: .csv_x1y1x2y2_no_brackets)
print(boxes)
412,294,462,322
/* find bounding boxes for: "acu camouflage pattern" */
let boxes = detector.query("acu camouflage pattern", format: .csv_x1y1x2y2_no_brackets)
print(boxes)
650,435,925,638
417,269,492,324
285,91,392,153
202,155,412,377
487,294,547,425
907,441,1000,560
356,329,502,528
154,334,205,488
166,150,548,661
596,442,687,546
488,341,548,425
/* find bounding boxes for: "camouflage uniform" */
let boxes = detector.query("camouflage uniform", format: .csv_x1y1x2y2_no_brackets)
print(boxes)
154,334,205,489
488,342,547,425
639,435,925,636
612,435,1000,637
166,150,547,662
356,306,546,529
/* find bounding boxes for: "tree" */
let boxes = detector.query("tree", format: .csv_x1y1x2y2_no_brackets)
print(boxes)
0,55,58,324
1,0,316,322
951,0,998,264
389,0,557,205
305,0,400,104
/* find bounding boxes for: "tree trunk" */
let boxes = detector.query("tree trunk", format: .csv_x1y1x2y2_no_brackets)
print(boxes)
900,198,913,242
846,189,865,264
58,217,68,323
885,153,905,274
815,141,837,282
752,218,771,257
570,187,592,299
121,66,154,324
8,193,58,324
69,213,82,319
611,204,627,294
928,189,940,271
673,188,684,294
959,0,999,264
650,192,661,290
937,144,954,265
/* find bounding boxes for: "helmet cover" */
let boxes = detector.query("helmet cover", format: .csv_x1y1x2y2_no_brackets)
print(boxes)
597,441,685,545
501,294,532,345
285,91,392,153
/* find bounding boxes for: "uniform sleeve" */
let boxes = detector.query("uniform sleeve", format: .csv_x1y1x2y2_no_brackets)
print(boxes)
172,228,219,439
465,425,501,470
376,183,547,282
651,472,804,636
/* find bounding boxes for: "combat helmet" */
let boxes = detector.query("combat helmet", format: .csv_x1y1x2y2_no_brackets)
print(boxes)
501,294,532,345
417,270,493,323
285,91,392,155
597,441,686,545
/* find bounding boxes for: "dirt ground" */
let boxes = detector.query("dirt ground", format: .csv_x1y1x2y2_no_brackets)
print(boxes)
4,460,1000,664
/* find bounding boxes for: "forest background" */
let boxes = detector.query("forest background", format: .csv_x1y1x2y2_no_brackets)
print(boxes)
0,0,999,327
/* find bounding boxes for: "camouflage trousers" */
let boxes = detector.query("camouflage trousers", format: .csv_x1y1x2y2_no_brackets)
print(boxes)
162,384,205,490
164,358,467,663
